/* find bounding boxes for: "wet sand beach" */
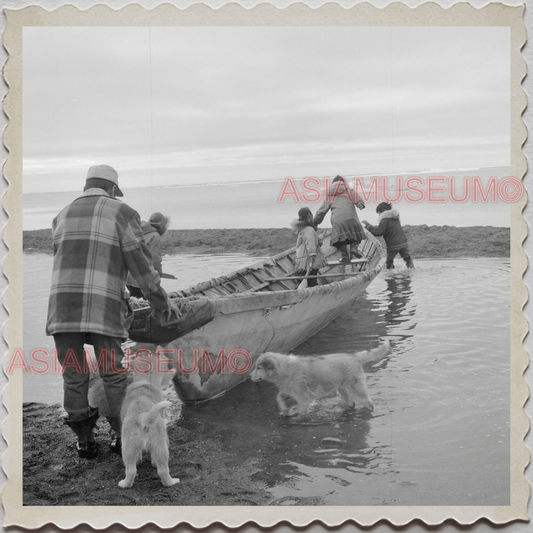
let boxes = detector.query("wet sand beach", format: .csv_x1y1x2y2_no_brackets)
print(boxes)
22,225,510,506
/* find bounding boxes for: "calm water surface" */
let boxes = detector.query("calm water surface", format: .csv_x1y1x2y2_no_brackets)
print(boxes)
23,255,510,506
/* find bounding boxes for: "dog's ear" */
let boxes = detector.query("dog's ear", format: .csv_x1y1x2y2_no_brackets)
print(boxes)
260,354,277,372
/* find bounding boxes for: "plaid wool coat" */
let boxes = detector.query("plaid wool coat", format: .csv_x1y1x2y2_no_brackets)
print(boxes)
46,189,170,338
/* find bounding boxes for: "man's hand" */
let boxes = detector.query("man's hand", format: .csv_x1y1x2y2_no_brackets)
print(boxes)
165,301,182,321
154,301,183,327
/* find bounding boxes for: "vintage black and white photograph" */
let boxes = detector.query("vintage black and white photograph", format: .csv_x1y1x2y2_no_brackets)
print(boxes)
2,1,529,529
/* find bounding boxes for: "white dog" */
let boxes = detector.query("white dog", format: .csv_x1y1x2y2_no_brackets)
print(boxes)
250,340,390,416
118,352,180,489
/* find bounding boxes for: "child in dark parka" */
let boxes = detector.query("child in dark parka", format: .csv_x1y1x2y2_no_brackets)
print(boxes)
362,202,414,269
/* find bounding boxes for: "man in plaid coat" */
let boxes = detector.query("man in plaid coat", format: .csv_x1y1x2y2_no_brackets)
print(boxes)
46,164,176,459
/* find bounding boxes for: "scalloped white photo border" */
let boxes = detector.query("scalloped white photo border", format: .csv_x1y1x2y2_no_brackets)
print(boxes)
1,2,528,529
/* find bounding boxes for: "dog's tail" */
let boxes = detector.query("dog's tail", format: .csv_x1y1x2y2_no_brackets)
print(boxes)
356,339,390,365
139,401,171,430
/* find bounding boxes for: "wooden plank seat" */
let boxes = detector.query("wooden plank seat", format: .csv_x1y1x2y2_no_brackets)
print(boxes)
326,258,369,266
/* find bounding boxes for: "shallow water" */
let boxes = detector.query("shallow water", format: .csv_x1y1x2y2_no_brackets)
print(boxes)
179,259,510,506
22,255,510,506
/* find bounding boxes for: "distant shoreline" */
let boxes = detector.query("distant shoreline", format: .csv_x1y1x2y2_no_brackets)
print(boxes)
23,225,510,258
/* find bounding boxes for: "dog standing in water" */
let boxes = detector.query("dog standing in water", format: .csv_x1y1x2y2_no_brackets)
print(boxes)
118,350,180,489
250,340,390,417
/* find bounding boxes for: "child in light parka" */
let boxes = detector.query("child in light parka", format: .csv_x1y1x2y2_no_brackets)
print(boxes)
362,202,414,270
291,207,328,287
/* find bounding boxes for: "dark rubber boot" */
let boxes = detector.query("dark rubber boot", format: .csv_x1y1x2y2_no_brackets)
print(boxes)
64,408,99,459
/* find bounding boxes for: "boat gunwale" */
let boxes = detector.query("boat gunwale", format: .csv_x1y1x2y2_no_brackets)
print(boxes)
171,230,382,294
131,230,385,316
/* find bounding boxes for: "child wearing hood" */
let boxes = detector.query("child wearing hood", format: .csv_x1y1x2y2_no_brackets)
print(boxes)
127,212,172,297
362,202,414,270
291,207,328,287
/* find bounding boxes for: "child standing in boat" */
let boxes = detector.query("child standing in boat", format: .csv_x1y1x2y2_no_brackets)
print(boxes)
362,202,414,270
313,175,366,263
291,207,328,287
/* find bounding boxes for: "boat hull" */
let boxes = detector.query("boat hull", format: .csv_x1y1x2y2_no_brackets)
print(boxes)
129,229,385,402
166,267,380,402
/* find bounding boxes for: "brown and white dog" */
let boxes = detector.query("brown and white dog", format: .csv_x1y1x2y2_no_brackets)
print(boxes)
250,340,390,416
118,351,180,489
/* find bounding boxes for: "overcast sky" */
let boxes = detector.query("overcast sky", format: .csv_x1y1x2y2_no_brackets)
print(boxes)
22,26,510,194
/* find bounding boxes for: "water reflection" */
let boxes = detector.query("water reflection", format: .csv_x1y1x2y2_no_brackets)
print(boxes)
180,378,382,485
293,295,388,355
382,272,415,330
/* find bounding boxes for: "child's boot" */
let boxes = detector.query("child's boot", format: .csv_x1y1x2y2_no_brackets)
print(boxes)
349,245,363,259
339,245,350,263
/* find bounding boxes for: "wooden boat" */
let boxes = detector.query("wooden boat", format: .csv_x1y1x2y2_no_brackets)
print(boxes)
128,229,385,402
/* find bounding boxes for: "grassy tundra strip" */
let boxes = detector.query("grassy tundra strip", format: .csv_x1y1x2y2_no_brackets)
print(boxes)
23,225,510,258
